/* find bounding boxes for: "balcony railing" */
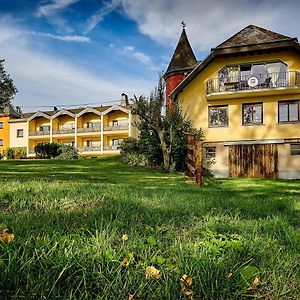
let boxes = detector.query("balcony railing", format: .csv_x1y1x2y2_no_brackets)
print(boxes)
206,71,300,95
104,124,129,131
53,128,75,134
77,126,101,133
78,146,101,152
103,145,120,151
29,130,50,136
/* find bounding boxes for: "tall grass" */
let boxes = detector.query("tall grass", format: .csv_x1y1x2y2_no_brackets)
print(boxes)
0,157,299,299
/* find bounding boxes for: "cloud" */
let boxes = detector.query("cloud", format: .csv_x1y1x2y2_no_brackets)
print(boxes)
112,0,300,52
122,46,151,64
0,24,152,110
27,31,91,43
36,0,80,32
84,0,121,34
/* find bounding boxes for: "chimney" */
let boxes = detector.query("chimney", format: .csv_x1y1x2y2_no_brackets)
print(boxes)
121,93,129,106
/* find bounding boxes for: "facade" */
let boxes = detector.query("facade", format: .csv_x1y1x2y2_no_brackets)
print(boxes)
166,25,300,179
0,105,20,154
6,98,137,157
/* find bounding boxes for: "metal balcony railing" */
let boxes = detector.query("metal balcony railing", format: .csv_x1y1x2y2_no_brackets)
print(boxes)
78,146,101,152
53,128,75,134
103,145,120,151
29,130,50,136
104,124,129,131
206,71,300,95
77,126,101,133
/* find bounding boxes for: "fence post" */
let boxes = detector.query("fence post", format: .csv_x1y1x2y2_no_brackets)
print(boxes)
187,134,195,177
195,139,203,187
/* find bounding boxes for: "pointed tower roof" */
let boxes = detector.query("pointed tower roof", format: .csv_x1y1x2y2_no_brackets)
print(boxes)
166,27,197,75
215,25,295,49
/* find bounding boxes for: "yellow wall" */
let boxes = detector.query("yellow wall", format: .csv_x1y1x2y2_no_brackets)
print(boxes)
9,121,28,148
104,111,128,126
52,115,75,130
178,50,300,143
29,118,50,132
0,116,10,151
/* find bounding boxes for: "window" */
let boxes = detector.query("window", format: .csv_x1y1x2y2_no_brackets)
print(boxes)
291,144,300,155
112,139,123,146
205,147,216,158
243,103,263,125
0,139,3,146
112,120,118,126
208,106,228,127
0,122,3,129
17,129,24,138
40,125,50,132
278,101,299,122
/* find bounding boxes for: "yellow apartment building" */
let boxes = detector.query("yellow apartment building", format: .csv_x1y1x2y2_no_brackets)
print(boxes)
8,96,137,157
166,25,300,179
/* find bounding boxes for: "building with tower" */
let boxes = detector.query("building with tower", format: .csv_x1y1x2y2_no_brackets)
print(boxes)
166,24,300,179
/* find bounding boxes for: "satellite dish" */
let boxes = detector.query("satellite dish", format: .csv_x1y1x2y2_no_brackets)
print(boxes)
247,76,259,87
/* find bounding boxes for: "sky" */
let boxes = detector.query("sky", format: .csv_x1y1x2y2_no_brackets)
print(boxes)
1,0,300,112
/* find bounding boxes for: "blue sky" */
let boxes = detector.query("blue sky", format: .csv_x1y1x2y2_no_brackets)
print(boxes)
1,0,300,111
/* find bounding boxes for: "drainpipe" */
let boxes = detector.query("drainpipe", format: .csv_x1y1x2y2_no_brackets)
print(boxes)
26,120,29,157
50,118,53,143
75,116,78,149
101,115,104,154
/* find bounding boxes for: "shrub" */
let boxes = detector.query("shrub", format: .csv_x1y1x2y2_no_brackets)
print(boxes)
56,144,78,160
120,137,141,155
4,147,26,159
34,143,59,159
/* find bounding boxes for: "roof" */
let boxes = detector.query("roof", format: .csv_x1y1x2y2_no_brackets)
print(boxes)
171,25,300,99
166,28,197,75
215,24,295,49
0,104,20,118
9,104,133,122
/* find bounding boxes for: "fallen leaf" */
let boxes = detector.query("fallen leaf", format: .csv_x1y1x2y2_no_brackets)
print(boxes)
0,228,14,244
145,266,161,280
121,258,130,267
180,274,192,286
252,277,260,286
122,234,129,241
181,286,194,299
128,293,135,300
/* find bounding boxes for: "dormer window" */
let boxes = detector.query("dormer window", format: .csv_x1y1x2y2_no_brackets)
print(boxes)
218,61,287,92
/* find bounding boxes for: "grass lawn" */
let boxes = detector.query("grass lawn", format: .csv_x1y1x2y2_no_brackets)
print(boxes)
0,156,299,299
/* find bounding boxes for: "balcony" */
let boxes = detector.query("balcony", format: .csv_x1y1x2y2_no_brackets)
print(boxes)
104,124,129,131
103,145,119,151
206,71,300,95
77,126,101,133
78,146,101,152
53,128,75,135
29,130,50,136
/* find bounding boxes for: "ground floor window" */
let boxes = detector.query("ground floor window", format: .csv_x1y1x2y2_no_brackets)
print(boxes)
291,144,300,155
0,139,3,146
205,147,216,158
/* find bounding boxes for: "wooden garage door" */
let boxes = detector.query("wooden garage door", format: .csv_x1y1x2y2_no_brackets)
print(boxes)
229,144,278,178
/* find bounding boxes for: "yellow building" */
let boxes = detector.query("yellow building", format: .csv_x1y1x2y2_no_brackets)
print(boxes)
8,96,137,157
0,105,20,154
167,25,300,179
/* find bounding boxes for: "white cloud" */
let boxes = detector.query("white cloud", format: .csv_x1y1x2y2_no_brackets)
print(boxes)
113,0,300,52
36,0,80,32
84,0,121,34
27,31,91,43
0,25,152,110
36,0,79,17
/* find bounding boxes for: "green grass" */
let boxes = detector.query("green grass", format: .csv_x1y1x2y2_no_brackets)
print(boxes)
0,156,299,299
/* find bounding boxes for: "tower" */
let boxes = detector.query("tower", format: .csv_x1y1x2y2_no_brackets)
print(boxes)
165,22,197,107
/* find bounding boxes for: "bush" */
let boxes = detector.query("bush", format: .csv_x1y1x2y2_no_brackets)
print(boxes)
120,137,141,155
4,147,26,159
56,144,78,160
34,143,59,159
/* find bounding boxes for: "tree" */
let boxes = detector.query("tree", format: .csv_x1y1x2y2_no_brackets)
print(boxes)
132,73,202,172
0,59,18,109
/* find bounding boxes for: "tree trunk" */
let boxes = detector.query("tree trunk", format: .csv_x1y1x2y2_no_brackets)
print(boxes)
157,128,170,171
